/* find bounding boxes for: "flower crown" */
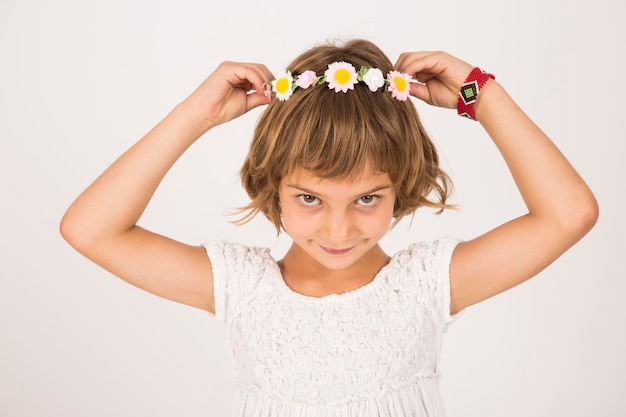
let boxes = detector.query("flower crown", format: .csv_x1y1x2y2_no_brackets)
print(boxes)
264,61,413,102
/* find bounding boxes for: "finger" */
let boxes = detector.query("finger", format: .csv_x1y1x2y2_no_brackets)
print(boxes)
246,90,271,110
242,64,273,104
223,62,273,94
244,64,274,93
401,52,474,93
408,82,433,104
396,52,449,80
247,63,274,91
394,51,435,72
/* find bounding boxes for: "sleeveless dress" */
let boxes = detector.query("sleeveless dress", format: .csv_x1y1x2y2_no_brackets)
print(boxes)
204,237,460,417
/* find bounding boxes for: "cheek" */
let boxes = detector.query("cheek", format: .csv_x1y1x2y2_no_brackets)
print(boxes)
368,214,393,235
368,203,396,233
280,204,313,235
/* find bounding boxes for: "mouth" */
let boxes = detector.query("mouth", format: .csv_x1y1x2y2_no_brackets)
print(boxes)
319,245,356,256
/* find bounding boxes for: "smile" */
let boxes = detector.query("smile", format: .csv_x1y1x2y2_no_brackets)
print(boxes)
319,245,356,256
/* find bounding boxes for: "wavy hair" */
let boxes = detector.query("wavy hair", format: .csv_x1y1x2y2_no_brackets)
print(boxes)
238,39,454,233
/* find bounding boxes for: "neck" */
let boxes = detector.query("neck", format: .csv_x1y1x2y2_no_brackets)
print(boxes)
278,243,390,297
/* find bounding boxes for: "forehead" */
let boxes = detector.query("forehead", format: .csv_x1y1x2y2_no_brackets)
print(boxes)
281,165,392,193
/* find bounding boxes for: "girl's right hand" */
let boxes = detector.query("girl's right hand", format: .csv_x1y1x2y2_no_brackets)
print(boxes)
184,61,273,130
61,60,272,314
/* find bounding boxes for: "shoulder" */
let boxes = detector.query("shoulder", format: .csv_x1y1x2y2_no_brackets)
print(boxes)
202,240,278,280
391,236,461,271
379,237,463,328
202,241,279,321
203,240,272,264
385,237,462,302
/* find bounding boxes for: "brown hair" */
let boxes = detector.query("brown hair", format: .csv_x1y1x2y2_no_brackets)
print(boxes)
238,39,453,233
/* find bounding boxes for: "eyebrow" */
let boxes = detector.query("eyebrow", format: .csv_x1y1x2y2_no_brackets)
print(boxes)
286,184,392,199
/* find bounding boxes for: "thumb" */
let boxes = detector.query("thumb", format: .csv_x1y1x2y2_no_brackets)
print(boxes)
246,89,272,111
409,82,433,105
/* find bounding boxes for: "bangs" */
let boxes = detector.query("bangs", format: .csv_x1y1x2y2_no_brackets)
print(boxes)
270,83,413,182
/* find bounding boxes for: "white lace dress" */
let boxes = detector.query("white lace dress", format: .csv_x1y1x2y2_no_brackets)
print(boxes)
204,237,460,417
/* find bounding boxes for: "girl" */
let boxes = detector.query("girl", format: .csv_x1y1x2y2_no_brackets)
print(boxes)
60,39,598,416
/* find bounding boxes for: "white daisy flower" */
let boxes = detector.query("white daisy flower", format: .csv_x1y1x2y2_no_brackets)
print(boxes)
272,70,295,101
324,61,358,93
388,71,411,101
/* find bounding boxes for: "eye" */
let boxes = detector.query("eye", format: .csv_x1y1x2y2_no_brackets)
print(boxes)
297,194,321,206
356,195,379,206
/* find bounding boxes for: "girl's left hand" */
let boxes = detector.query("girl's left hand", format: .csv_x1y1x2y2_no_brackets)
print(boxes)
395,51,474,109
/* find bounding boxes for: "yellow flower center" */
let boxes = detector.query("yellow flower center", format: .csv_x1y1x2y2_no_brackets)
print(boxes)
334,68,351,85
394,76,407,92
276,78,290,94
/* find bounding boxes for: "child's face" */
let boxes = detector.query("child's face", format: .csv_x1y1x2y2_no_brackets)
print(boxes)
278,163,395,271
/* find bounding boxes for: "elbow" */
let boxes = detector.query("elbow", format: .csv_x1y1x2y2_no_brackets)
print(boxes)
59,211,80,250
561,191,599,242
581,193,600,234
59,209,94,254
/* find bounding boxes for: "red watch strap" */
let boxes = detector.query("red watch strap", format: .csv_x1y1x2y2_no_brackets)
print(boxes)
457,67,495,120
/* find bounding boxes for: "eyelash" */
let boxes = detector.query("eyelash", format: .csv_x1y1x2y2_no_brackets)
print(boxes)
296,194,380,207
298,194,320,206
356,195,379,206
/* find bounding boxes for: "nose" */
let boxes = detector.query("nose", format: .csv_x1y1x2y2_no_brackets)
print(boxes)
320,208,356,242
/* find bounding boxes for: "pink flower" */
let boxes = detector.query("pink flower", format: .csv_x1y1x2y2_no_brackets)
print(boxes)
387,70,411,101
264,83,273,100
296,70,317,89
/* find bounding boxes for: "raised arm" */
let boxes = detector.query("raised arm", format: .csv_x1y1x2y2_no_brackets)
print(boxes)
396,52,599,314
60,61,273,313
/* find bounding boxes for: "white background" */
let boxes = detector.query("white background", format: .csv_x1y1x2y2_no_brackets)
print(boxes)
1,0,624,416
